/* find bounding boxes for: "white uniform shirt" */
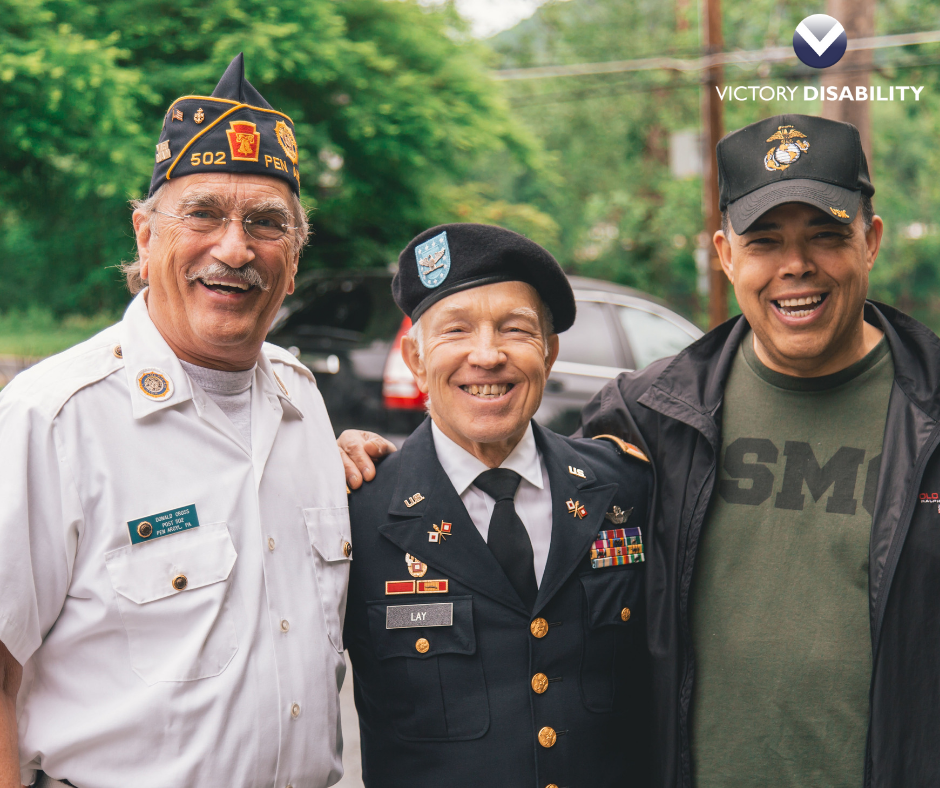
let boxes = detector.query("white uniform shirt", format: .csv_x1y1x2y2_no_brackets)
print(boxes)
0,293,350,788
430,421,553,585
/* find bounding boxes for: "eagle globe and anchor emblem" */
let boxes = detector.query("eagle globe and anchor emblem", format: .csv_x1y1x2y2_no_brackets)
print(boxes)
764,125,810,172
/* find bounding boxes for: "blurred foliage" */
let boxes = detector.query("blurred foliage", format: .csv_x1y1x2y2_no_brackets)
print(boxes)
0,0,549,316
0,307,115,355
6,0,940,334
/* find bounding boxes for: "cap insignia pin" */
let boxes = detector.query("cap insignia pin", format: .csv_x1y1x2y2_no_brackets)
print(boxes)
406,552,428,578
404,492,425,508
764,125,809,172
194,108,205,124
428,521,452,543
605,505,632,525
830,207,849,219
227,120,261,162
275,120,299,164
155,141,171,163
172,109,184,122
566,499,587,519
414,230,451,289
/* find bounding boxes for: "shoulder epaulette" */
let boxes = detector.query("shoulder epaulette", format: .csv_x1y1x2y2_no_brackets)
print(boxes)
592,434,650,463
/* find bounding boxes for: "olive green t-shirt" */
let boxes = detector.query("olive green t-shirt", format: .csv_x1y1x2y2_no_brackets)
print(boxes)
690,332,894,788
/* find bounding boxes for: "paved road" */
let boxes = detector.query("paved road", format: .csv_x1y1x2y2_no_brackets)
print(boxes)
336,652,364,788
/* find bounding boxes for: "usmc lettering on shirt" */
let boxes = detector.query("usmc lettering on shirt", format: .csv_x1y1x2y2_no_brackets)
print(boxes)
717,437,880,516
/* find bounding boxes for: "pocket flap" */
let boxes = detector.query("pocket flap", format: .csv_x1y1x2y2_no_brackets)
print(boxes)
105,522,237,605
304,506,352,562
368,596,475,659
580,568,642,629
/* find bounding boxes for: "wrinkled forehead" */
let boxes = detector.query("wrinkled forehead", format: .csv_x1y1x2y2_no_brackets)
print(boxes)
423,280,546,326
159,172,294,212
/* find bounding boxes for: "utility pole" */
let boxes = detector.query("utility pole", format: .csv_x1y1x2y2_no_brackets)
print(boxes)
701,0,726,328
823,0,875,166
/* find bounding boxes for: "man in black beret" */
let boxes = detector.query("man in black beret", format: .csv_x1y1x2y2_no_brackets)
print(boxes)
343,223,654,787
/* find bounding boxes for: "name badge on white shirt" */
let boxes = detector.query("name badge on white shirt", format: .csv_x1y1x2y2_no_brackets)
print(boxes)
127,504,200,544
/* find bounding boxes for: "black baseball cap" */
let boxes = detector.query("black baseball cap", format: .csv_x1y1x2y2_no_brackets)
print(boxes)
717,114,874,234
392,223,576,332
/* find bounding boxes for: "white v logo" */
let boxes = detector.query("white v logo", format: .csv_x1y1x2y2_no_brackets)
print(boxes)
796,20,845,57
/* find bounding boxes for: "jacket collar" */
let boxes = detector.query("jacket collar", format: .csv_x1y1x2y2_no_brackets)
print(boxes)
638,300,940,441
379,419,615,615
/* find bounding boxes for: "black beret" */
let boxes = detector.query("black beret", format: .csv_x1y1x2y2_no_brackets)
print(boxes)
392,223,575,332
150,54,300,197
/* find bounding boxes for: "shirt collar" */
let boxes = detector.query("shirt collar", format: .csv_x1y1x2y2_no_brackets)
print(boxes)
431,419,545,496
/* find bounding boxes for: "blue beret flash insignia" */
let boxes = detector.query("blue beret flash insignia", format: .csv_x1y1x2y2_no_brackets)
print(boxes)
415,231,451,289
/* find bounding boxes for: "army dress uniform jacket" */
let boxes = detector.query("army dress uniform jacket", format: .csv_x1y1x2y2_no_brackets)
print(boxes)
0,292,351,788
344,419,653,788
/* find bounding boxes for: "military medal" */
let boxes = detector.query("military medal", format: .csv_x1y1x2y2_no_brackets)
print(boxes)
406,552,427,578
591,527,644,568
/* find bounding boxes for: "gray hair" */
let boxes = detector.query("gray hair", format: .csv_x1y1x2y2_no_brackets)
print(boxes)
121,186,310,295
406,297,556,361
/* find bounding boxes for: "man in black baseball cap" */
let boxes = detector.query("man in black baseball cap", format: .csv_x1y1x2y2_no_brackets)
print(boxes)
574,112,940,787
342,223,655,787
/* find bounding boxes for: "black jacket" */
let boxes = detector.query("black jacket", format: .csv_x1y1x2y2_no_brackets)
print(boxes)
578,302,940,788
344,419,653,788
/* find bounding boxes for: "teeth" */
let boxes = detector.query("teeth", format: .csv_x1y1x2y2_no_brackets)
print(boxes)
202,278,250,291
463,384,509,397
778,294,822,308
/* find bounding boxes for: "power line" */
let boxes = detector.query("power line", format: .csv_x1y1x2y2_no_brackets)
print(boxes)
492,28,940,81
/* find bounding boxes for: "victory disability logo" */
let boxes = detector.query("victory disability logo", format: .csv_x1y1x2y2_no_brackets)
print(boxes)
793,14,847,69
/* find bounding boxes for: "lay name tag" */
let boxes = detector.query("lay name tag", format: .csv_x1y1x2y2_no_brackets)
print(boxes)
127,504,200,545
386,603,453,630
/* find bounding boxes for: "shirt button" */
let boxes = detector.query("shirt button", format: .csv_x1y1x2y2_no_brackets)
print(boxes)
280,619,290,632
268,537,276,551
531,673,549,694
290,703,301,718
538,726,557,748
530,618,549,638
621,607,631,622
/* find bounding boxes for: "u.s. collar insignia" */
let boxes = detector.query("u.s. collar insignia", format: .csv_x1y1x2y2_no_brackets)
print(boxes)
764,125,809,172
605,505,632,525
275,121,299,165
136,368,173,400
428,521,452,543
415,230,451,289
406,552,428,578
404,492,425,508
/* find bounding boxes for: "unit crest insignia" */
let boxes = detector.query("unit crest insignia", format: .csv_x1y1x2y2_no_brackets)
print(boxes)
275,120,299,164
226,120,261,161
764,125,810,172
406,552,428,578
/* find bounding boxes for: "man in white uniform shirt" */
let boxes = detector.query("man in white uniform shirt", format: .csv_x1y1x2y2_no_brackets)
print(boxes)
0,55,355,788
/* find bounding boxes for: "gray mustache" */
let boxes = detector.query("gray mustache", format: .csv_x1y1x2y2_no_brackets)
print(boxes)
185,261,270,292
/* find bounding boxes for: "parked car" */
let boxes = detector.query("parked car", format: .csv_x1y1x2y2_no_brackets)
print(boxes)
381,276,703,435
268,270,703,437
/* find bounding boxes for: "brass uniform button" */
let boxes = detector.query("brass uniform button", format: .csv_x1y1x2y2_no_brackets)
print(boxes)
415,637,430,654
137,521,153,539
343,541,352,558
531,673,549,694
546,784,559,788
112,344,123,359
172,574,188,591
621,607,631,622
537,726,557,748
530,618,549,638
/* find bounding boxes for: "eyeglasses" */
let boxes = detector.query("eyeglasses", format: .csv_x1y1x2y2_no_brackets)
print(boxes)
154,209,298,242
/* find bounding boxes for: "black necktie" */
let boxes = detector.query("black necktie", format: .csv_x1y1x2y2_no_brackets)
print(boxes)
474,468,539,611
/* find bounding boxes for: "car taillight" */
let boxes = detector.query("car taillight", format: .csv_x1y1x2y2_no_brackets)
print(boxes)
383,317,427,410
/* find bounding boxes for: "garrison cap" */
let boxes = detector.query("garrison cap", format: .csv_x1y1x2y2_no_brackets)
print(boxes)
392,223,575,332
717,114,874,234
149,54,300,196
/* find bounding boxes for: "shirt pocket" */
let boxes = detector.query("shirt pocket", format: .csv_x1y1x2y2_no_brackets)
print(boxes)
105,521,238,685
579,566,644,713
366,595,489,741
304,506,352,652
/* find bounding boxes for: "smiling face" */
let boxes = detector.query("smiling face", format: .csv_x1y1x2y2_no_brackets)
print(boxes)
714,201,884,377
133,172,299,371
401,281,559,467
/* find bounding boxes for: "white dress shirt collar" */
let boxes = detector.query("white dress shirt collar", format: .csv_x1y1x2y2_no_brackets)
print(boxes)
431,420,545,493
